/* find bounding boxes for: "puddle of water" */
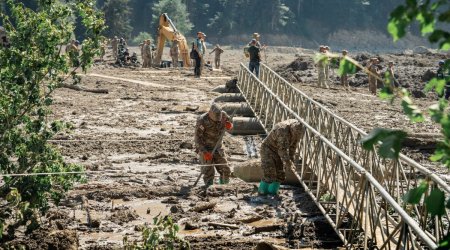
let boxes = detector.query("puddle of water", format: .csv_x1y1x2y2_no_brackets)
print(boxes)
248,218,280,227
111,162,193,173
112,199,170,224
108,153,144,161
214,201,238,213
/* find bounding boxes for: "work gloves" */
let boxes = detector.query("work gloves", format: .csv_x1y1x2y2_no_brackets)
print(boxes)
224,121,233,130
203,151,213,162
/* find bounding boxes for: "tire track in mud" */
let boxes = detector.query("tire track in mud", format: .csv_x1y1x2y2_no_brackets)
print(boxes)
88,73,201,92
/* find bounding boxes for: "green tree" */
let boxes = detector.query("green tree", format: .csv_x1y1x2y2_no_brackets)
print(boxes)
151,0,193,36
102,0,133,39
131,31,152,46
0,0,104,240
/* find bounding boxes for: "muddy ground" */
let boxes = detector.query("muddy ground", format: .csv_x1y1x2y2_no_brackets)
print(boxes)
2,46,447,249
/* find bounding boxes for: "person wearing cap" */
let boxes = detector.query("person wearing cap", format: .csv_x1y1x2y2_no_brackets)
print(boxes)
142,40,151,68
324,46,331,84
67,39,80,67
368,58,380,95
200,33,207,72
250,33,262,48
248,39,261,77
316,45,329,88
210,44,224,69
385,61,398,90
340,50,349,88
111,36,119,60
193,32,204,77
194,103,234,186
170,40,180,68
258,119,304,196
437,60,450,99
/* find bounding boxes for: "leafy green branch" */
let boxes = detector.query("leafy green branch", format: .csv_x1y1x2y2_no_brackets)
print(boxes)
124,215,190,250
0,0,105,240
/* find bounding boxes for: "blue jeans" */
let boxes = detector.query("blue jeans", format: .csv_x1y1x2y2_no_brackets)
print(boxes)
249,61,260,77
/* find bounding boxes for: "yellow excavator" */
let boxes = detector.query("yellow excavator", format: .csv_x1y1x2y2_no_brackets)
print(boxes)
154,13,191,67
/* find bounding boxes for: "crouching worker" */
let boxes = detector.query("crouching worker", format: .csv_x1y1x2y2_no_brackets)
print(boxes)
259,119,304,195
195,103,234,186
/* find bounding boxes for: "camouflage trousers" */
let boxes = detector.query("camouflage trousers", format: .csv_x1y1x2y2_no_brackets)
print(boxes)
318,66,328,88
214,58,220,69
369,76,377,94
341,74,349,87
143,56,152,68
199,151,230,185
260,145,286,183
172,55,179,68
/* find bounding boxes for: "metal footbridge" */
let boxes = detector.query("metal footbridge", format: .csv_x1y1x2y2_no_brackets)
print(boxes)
236,63,449,249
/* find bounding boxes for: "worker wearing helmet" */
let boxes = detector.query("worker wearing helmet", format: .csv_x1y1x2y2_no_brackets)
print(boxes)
437,60,450,99
258,119,304,195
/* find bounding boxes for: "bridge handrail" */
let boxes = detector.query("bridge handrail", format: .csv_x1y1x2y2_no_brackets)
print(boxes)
258,62,450,194
238,63,437,248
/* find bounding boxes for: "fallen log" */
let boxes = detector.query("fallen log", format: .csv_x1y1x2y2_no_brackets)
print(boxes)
190,201,217,212
60,83,109,94
208,222,240,229
403,133,441,150
253,224,282,234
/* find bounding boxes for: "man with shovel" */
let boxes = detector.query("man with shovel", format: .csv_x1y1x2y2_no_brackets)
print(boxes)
258,119,304,195
194,103,233,186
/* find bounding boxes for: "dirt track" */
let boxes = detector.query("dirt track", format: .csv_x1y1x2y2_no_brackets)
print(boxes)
3,46,446,249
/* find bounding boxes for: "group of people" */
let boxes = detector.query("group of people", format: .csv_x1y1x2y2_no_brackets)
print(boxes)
111,36,139,67
195,103,302,195
317,46,399,95
140,39,154,68
192,31,225,77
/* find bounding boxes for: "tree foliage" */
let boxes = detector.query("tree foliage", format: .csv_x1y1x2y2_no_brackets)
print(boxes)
124,215,190,250
151,0,193,36
102,0,133,38
0,0,104,240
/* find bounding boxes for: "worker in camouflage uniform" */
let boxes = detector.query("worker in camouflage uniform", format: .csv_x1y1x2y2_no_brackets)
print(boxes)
99,39,106,62
111,36,119,61
258,119,304,195
324,46,331,84
385,61,398,90
437,60,450,99
170,40,180,68
200,33,207,72
368,58,380,95
317,46,329,88
139,41,145,62
209,44,224,69
67,40,80,67
194,103,233,186
340,50,349,88
142,39,152,68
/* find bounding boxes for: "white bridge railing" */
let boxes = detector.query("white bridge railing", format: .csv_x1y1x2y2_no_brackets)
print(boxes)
237,63,443,249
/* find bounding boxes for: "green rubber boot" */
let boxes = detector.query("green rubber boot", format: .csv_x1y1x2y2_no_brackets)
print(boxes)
268,182,281,195
204,179,214,187
219,178,229,184
258,181,269,195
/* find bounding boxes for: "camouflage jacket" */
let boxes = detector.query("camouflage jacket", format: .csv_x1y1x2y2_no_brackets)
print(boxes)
262,119,302,164
194,111,231,153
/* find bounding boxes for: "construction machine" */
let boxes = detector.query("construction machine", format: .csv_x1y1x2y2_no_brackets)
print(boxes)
154,13,191,67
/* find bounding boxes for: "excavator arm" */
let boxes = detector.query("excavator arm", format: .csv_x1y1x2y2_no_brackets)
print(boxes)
154,13,191,67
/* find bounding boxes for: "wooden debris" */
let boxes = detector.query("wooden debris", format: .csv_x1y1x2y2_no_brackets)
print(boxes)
190,201,217,212
61,83,109,94
239,215,264,223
